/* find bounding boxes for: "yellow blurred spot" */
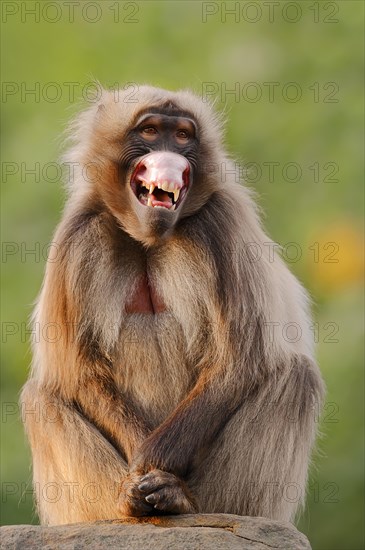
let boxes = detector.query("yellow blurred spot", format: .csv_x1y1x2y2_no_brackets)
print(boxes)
306,223,364,294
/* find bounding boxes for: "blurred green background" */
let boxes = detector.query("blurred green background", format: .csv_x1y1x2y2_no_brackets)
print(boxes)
1,1,363,548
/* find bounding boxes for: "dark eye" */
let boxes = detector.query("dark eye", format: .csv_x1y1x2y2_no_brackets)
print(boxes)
176,129,189,141
141,126,158,136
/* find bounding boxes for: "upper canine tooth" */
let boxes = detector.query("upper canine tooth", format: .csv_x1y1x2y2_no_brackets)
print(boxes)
149,184,155,194
173,188,180,203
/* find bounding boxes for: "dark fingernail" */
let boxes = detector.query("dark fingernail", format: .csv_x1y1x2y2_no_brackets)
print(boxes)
138,483,148,491
145,494,156,504
140,475,149,482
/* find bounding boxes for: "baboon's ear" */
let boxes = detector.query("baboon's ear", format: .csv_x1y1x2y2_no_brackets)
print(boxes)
92,86,114,123
83,81,112,114
94,84,108,109
96,102,106,118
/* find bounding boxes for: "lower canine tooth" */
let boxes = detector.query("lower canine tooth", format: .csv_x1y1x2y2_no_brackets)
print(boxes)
147,197,152,207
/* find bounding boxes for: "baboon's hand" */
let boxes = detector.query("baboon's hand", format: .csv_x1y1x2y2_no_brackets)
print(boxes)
138,469,198,514
119,471,154,517
119,469,197,516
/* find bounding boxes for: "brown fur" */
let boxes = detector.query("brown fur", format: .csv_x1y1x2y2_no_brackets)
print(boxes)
20,85,324,525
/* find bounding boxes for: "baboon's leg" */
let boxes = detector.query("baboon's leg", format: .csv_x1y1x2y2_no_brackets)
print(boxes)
191,356,323,522
21,381,128,525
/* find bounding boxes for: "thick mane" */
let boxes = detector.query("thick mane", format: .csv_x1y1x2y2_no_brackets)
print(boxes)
21,85,324,526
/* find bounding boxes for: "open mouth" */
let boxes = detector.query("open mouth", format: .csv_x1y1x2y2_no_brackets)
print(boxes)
131,179,188,210
130,152,190,211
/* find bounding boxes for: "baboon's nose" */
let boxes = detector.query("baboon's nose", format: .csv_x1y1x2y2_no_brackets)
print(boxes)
134,152,190,191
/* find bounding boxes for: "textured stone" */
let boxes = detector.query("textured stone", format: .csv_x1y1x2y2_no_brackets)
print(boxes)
0,514,311,549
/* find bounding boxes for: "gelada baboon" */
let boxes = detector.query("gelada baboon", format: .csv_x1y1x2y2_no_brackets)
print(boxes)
21,85,324,525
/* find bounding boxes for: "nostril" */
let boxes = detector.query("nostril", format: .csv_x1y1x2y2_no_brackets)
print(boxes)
183,166,190,186
130,161,148,197
133,161,147,183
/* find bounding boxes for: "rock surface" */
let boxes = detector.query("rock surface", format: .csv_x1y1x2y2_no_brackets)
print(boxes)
0,513,311,549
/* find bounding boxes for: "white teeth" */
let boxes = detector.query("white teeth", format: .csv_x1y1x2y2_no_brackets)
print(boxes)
173,188,180,203
141,181,181,208
160,181,171,193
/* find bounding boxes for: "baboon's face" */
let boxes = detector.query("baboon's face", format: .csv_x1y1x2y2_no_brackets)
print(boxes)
86,89,223,246
121,107,199,242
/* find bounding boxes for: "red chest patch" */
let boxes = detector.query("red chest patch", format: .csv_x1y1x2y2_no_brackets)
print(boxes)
125,274,167,314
